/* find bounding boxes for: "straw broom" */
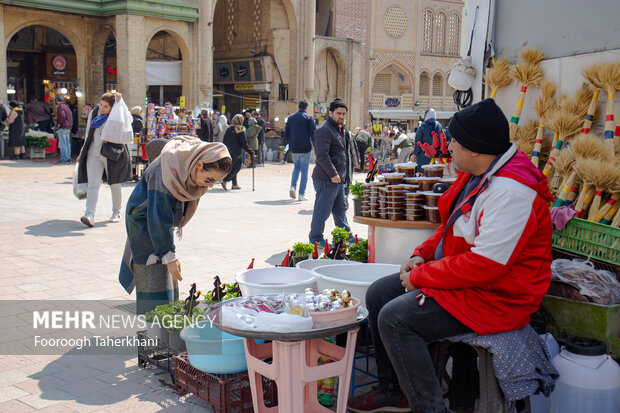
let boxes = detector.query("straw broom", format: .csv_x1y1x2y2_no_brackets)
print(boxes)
553,133,609,207
510,62,545,140
598,62,620,156
532,81,557,167
581,64,604,134
514,120,539,154
584,160,620,221
573,159,600,218
542,106,583,177
597,192,619,223
552,150,577,207
484,57,512,99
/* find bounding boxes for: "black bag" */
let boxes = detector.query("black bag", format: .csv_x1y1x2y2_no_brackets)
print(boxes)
100,141,124,161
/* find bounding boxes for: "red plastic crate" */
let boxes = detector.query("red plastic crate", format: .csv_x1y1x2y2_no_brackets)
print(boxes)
174,353,276,413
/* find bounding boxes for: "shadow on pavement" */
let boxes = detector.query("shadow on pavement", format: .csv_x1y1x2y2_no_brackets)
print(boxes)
25,219,108,237
265,250,289,266
297,209,313,215
254,199,298,206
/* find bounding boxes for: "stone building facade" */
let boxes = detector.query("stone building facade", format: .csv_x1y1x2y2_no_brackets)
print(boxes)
0,0,362,130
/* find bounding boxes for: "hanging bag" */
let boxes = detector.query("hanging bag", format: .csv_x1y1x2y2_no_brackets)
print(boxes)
73,163,87,200
99,97,134,144
100,141,125,161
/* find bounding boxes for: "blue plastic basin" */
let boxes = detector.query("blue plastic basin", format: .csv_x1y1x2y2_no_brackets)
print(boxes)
180,320,247,373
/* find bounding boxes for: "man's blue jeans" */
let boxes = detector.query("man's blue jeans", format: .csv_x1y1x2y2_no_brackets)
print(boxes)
309,178,350,244
290,151,311,195
57,128,71,162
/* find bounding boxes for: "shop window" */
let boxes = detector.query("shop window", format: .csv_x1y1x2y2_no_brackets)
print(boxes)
434,12,446,55
279,84,288,101
432,73,443,96
448,13,461,56
419,72,430,96
423,10,433,53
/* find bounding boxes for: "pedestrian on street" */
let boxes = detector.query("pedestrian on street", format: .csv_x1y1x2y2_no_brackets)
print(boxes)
411,108,444,166
222,114,253,190
392,129,413,164
76,92,132,227
245,117,262,156
198,109,214,142
24,96,52,133
353,127,371,172
253,110,266,165
55,95,73,164
213,112,228,143
347,99,554,413
131,106,144,136
285,100,316,201
119,137,231,314
5,101,26,159
308,98,352,244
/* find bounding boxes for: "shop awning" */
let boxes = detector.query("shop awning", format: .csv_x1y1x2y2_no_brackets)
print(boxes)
369,109,420,120
146,61,182,86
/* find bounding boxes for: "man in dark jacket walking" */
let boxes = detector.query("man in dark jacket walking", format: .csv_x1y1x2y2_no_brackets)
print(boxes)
198,109,214,142
55,95,73,164
253,110,266,165
285,100,316,201
309,98,352,245
411,108,444,167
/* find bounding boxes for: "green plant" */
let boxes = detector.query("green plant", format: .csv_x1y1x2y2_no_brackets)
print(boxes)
348,181,364,200
146,300,206,333
25,134,50,148
348,239,368,262
292,242,314,257
331,226,352,247
204,282,242,304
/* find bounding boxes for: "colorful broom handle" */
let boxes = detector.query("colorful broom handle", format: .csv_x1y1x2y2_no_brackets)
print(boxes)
587,190,604,221
554,171,577,207
604,91,615,156
566,185,579,205
600,205,618,225
550,131,559,150
531,123,544,167
610,208,620,227
596,194,619,222
542,133,564,177
581,89,600,134
510,86,528,126
490,89,498,100
574,184,595,218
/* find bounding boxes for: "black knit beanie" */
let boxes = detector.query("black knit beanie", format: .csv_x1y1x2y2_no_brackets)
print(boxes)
329,98,348,112
447,98,510,155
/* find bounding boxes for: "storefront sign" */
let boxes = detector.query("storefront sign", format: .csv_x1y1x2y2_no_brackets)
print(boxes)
385,97,401,108
52,56,67,76
234,84,255,91
233,61,251,82
216,63,232,82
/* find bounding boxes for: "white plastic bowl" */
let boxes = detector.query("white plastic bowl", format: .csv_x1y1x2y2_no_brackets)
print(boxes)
235,267,316,296
311,263,400,307
296,259,361,271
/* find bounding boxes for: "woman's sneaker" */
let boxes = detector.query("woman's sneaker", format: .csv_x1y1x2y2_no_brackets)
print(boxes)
109,212,121,223
347,387,410,412
80,215,94,227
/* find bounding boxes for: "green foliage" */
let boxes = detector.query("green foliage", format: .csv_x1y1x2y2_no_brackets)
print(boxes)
348,181,364,199
348,239,369,262
292,242,315,257
145,300,205,333
26,134,50,148
204,282,242,305
331,226,352,247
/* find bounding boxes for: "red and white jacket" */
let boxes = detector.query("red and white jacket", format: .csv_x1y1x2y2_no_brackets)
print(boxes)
410,144,553,335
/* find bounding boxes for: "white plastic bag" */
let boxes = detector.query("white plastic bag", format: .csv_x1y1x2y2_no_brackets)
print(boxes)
99,97,134,144
73,163,87,200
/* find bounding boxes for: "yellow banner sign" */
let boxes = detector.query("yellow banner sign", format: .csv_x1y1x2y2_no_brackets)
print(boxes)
179,96,185,110
234,84,255,91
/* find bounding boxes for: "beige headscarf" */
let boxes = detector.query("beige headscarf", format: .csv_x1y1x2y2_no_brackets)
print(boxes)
160,136,231,228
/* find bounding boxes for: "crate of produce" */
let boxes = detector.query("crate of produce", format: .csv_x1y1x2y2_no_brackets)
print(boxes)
174,353,277,413
552,217,620,266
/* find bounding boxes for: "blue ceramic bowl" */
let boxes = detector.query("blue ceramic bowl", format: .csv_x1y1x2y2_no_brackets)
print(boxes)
180,320,247,373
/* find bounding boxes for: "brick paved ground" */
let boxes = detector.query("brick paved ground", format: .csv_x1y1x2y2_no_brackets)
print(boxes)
0,158,369,412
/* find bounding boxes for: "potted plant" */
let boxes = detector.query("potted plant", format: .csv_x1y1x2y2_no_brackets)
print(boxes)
331,227,352,249
349,181,364,216
25,130,50,159
348,239,369,263
291,242,315,266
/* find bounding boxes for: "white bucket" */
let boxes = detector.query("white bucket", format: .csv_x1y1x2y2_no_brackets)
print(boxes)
235,267,316,296
296,259,361,271
311,263,400,307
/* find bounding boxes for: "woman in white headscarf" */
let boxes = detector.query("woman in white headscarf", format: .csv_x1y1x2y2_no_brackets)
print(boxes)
213,113,228,143
119,136,231,314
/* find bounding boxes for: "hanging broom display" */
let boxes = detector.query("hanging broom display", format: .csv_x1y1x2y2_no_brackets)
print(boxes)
509,49,545,140
483,57,512,99
514,120,539,155
581,159,620,221
542,105,583,177
532,81,557,167
598,62,620,156
581,64,604,134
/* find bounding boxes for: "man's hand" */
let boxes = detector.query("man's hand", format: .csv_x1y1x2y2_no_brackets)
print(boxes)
76,155,80,163
167,259,182,281
400,256,425,291
400,271,415,292
331,175,341,184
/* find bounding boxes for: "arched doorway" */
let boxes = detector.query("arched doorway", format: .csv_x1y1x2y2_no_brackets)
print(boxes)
314,47,345,117
371,63,414,109
146,30,184,106
7,25,77,107
104,34,117,93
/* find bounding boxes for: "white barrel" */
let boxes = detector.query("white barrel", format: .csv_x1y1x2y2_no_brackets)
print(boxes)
530,333,560,413
549,338,620,413
296,259,360,271
311,263,400,307
235,267,316,296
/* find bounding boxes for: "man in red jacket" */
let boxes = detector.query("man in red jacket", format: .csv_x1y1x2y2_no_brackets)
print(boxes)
348,99,553,413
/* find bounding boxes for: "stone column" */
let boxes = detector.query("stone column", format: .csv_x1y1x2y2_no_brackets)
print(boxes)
303,0,316,106
0,5,7,104
115,14,146,110
198,0,214,108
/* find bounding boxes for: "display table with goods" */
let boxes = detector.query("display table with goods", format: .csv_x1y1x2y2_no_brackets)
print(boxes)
353,161,452,264
206,293,368,413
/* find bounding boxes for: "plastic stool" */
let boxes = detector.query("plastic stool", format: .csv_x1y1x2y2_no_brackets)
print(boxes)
244,328,359,413
430,340,531,413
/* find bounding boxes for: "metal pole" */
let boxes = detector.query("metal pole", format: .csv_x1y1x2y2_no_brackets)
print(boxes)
252,153,255,191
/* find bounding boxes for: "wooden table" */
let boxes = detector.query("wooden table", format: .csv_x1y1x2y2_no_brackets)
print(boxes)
354,216,440,264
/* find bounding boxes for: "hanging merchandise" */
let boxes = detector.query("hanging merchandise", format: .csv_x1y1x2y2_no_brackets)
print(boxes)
509,49,545,140
99,97,134,144
483,57,512,100
598,63,620,156
531,81,556,167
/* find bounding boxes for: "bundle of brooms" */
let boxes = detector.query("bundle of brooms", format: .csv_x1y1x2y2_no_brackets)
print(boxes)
531,81,557,167
509,49,545,141
484,57,512,100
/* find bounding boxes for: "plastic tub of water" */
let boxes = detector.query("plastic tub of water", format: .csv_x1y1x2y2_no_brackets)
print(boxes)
311,263,400,307
180,320,247,374
235,267,316,296
296,259,361,271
